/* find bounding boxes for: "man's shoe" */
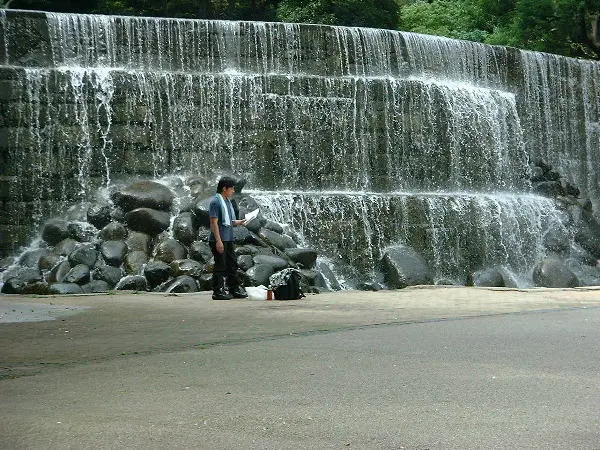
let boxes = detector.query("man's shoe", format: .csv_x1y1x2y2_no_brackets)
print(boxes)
230,287,248,298
212,289,233,300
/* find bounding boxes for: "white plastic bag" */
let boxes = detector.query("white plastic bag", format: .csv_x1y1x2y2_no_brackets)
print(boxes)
245,285,268,301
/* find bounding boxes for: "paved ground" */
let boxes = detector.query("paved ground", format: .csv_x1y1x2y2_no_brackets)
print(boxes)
1,287,600,448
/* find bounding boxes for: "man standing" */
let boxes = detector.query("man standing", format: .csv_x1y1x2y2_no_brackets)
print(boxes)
209,176,248,300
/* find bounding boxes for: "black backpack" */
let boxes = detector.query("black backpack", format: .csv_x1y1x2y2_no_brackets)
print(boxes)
274,270,304,300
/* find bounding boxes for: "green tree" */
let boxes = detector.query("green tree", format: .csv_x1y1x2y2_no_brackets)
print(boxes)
10,0,99,12
484,0,599,57
399,0,599,59
276,0,400,29
94,0,278,20
400,0,487,41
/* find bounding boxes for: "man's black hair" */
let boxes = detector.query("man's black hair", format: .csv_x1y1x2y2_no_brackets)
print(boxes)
216,176,237,193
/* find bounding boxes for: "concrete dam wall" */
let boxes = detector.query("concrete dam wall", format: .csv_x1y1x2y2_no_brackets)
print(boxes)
1,9,599,284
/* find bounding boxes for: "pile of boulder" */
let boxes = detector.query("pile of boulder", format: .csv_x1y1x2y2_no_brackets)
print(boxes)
0,178,338,295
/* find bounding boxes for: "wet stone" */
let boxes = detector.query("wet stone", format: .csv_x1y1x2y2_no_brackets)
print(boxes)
99,222,128,241
100,240,128,267
68,244,98,268
143,260,171,288
93,264,124,287
87,203,112,229
42,219,70,246
125,208,171,236
115,275,148,291
63,264,91,284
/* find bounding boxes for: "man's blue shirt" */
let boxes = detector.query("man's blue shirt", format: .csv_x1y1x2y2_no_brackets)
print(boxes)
208,196,235,242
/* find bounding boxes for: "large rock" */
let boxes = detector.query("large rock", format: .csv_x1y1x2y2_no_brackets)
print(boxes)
63,264,91,284
565,258,600,287
380,245,433,289
246,264,276,286
143,261,171,288
52,238,78,256
111,181,175,212
126,231,152,254
125,208,171,236
93,265,124,287
68,244,98,268
470,267,505,287
191,197,211,229
188,241,212,263
124,251,148,275
170,259,203,278
154,239,187,264
543,224,571,254
15,267,43,283
22,282,54,295
284,248,318,269
81,280,111,293
87,203,112,229
245,216,267,234
48,283,84,294
574,210,600,258
533,258,580,288
237,254,254,271
41,219,70,246
162,275,199,293
264,220,284,234
47,260,71,283
253,254,289,271
1,278,27,294
99,222,128,241
2,268,43,293
38,253,63,271
258,229,296,250
233,226,252,245
244,230,269,247
115,275,148,291
100,240,128,267
235,244,271,256
173,212,196,245
68,221,96,242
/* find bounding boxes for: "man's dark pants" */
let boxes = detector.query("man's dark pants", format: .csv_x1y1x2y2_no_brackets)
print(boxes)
210,240,240,291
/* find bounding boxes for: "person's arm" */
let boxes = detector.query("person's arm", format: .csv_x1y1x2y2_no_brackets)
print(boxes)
233,219,247,226
210,217,224,254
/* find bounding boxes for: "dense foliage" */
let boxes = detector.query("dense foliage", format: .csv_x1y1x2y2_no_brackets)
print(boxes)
401,0,600,59
276,0,399,29
5,0,600,59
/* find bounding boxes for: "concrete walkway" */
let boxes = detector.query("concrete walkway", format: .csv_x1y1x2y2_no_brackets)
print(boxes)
1,287,600,448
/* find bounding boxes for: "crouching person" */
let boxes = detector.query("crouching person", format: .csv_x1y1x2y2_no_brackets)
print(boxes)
209,176,248,300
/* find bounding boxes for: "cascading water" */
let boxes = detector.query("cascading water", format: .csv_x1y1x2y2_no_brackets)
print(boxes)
248,191,567,285
1,10,599,286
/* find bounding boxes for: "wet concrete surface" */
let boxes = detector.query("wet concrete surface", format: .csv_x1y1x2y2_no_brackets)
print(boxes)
1,287,600,448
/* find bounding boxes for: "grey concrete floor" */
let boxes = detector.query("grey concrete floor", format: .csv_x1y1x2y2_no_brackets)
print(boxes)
1,287,600,449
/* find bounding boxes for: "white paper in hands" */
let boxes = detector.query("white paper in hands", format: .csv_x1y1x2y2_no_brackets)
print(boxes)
245,208,260,222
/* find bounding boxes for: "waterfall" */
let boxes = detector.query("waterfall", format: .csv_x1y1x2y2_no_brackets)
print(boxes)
520,51,600,210
1,10,599,285
248,191,565,285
